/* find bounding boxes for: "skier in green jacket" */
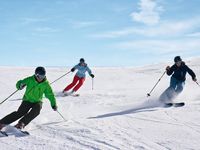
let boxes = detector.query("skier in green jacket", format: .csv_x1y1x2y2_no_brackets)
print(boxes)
0,67,57,130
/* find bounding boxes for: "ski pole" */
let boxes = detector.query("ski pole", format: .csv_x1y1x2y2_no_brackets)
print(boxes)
0,89,19,105
147,71,166,97
50,71,71,85
92,78,94,90
56,110,67,121
196,81,200,87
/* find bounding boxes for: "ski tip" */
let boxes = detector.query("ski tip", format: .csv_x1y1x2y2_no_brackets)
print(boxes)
21,131,30,135
173,102,185,107
73,94,80,97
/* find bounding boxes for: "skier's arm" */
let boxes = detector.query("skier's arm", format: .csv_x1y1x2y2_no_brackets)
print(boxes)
166,65,175,76
44,83,57,108
16,76,31,90
86,66,94,78
71,64,79,72
186,66,196,81
86,66,92,75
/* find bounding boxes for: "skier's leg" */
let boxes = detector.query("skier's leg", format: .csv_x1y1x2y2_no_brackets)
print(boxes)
159,87,173,102
159,77,177,103
63,75,79,92
175,81,185,94
165,77,177,101
73,77,85,92
169,77,177,89
18,102,42,126
0,101,32,125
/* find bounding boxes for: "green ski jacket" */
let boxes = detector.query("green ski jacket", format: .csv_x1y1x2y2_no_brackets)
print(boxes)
16,75,56,107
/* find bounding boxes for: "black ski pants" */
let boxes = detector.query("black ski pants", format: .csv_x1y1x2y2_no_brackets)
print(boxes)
0,101,42,126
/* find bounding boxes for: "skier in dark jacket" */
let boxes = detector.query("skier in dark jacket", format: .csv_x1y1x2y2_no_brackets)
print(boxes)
0,67,57,131
159,56,197,103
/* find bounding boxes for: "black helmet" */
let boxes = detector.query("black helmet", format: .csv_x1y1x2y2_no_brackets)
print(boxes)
174,56,182,62
35,66,46,76
80,58,85,63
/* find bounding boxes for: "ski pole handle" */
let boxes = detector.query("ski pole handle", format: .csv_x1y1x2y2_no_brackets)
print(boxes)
0,89,19,105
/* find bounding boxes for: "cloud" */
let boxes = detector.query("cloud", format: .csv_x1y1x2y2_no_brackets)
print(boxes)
91,18,200,38
21,17,48,25
130,0,164,25
34,27,59,33
114,39,200,54
187,32,200,37
70,21,101,29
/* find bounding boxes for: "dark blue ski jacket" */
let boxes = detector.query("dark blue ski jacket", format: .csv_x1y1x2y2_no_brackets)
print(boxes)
167,62,196,82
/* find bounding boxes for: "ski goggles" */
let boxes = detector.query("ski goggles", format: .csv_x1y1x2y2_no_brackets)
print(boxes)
35,74,46,80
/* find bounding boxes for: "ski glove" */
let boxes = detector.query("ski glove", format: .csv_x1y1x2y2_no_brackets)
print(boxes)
19,83,26,90
90,74,95,78
52,105,58,111
166,66,170,71
71,68,75,72
192,77,197,82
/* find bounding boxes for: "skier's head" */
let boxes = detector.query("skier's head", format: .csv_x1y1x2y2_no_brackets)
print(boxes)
174,56,182,63
80,58,85,63
35,66,46,82
174,56,182,67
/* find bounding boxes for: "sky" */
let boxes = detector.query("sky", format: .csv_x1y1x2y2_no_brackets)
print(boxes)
0,0,200,67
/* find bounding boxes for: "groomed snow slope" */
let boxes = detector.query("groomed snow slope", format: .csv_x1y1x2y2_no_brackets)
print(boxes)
0,59,200,150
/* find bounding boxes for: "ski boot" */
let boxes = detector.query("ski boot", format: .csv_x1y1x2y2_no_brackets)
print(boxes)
15,122,25,130
0,123,6,131
63,90,75,96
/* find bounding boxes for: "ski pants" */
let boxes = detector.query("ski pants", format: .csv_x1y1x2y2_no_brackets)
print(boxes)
0,101,42,126
63,75,85,92
159,77,185,102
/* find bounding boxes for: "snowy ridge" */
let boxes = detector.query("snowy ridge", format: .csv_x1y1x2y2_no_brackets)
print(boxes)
0,59,200,150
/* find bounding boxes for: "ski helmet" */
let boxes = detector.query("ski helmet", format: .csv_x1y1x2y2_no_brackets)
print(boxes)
174,56,182,62
35,67,46,79
80,58,85,63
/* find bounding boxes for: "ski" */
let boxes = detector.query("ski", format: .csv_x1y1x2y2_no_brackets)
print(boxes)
18,130,30,135
12,127,30,136
164,102,185,108
56,92,80,97
173,102,185,107
62,93,80,97
2,126,30,136
0,130,29,137
0,131,8,137
164,103,173,108
70,94,80,97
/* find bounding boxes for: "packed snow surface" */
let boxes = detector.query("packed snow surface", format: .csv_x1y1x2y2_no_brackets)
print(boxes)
0,59,200,150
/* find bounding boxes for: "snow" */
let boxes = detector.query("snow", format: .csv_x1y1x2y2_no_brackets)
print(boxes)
0,59,200,150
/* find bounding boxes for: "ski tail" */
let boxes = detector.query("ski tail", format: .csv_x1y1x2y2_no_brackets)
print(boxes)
0,131,8,136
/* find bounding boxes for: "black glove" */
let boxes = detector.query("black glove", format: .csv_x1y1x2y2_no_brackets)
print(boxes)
193,77,197,82
166,66,170,71
19,83,26,90
71,68,75,72
90,74,95,78
52,105,58,111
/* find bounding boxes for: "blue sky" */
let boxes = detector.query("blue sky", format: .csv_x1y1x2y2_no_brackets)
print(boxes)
0,0,200,67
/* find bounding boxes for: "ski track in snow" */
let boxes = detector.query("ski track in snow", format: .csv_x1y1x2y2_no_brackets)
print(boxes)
0,60,200,150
